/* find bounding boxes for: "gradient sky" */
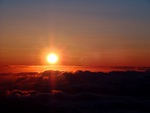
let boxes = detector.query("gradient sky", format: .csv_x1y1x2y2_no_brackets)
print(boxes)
0,0,150,66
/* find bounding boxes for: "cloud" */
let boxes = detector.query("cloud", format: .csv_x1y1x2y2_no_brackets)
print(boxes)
5,90,37,97
0,70,150,113
0,70,150,96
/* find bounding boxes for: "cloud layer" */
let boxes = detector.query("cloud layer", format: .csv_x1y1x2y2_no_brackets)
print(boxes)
0,70,150,113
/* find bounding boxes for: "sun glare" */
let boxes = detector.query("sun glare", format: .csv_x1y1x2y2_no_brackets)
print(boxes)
47,53,58,64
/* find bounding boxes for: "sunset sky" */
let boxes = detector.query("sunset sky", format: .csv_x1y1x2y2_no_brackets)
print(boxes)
0,0,150,66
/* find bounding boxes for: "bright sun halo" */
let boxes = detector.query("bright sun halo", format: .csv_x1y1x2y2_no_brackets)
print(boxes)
47,53,58,64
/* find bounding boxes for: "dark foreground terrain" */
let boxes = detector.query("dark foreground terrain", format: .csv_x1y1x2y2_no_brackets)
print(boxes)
0,70,150,113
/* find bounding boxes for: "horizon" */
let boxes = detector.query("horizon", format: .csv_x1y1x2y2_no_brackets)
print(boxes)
0,64,149,74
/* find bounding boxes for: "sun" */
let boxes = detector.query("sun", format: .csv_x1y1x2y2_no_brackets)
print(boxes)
47,53,58,64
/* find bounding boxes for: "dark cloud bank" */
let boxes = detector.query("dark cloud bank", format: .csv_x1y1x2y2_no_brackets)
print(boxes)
0,70,150,113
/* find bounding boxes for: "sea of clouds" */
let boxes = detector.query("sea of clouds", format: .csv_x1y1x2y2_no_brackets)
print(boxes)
0,70,150,113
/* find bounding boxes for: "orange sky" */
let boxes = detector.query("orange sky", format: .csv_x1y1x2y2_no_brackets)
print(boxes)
0,0,150,66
